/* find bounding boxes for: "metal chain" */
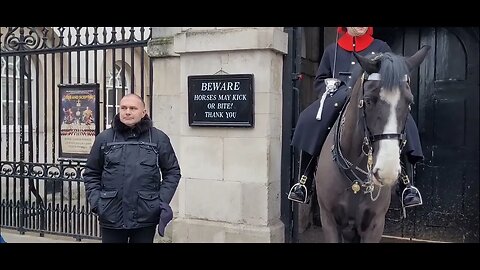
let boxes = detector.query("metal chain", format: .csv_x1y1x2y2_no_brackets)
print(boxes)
369,185,382,201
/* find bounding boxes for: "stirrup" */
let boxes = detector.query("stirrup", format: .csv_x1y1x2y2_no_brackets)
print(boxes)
288,183,309,204
401,185,423,218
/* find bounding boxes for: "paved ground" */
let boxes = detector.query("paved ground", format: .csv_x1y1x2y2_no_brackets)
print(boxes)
0,228,171,243
298,225,447,243
0,228,100,243
1,226,445,243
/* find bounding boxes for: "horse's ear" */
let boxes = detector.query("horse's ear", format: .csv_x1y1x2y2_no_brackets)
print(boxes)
406,45,431,72
353,52,380,74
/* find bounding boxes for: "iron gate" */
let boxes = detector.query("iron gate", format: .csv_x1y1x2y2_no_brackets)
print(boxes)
0,27,153,240
280,27,302,243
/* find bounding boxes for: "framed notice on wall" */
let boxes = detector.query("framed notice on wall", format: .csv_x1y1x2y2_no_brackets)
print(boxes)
188,74,254,127
58,83,99,160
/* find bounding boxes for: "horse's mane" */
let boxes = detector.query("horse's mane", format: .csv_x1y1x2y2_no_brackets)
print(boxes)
346,52,409,92
378,53,409,91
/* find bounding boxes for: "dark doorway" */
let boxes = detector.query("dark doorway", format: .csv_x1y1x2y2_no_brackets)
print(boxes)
377,27,479,242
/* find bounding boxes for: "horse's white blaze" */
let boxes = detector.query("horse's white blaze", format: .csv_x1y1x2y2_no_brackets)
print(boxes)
374,88,401,185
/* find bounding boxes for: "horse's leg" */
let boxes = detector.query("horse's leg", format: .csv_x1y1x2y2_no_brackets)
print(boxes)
360,216,386,243
318,202,341,243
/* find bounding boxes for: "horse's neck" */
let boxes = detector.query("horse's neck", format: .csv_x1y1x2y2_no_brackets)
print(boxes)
340,98,364,160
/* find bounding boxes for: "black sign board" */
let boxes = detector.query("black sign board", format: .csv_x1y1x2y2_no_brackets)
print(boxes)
188,74,254,127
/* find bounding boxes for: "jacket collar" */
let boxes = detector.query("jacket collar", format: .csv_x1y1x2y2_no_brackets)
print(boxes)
112,114,152,135
337,31,374,52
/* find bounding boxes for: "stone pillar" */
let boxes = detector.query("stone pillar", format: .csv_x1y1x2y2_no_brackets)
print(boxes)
169,27,288,242
147,28,182,243
148,28,182,138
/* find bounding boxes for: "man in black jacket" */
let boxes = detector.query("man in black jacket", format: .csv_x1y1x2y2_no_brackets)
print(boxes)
84,94,181,243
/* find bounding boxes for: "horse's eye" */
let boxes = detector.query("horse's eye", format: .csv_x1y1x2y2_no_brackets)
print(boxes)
408,104,412,111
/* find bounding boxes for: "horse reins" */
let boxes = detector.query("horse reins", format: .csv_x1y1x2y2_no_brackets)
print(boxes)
332,95,374,194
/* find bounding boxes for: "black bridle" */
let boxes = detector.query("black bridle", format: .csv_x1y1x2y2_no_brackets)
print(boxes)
332,72,409,193
359,72,408,148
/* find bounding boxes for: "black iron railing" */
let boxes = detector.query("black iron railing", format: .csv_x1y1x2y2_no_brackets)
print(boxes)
0,27,153,240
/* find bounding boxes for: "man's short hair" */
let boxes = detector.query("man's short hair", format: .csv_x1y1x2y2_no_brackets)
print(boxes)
122,93,145,107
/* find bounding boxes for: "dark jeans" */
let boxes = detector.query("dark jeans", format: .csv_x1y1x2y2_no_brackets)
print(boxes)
0,233,6,243
101,226,156,243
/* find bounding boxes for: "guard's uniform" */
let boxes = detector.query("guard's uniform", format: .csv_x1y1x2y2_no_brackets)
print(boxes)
291,32,423,163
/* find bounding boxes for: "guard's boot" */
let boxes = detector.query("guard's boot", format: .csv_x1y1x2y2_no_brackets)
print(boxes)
288,152,316,204
398,172,423,218
402,184,423,207
398,157,423,210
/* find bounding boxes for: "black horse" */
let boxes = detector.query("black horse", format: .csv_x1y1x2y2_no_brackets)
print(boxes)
315,46,430,242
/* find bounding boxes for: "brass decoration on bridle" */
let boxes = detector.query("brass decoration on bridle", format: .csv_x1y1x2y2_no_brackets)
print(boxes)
352,181,361,194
